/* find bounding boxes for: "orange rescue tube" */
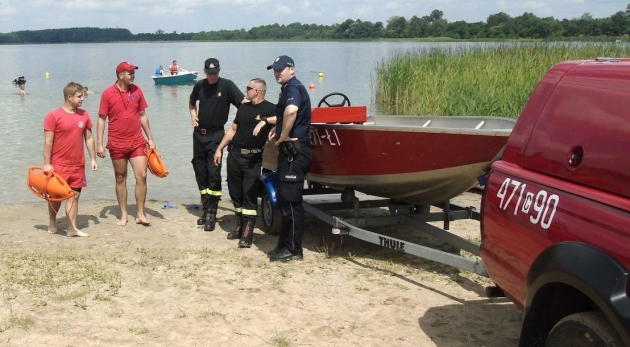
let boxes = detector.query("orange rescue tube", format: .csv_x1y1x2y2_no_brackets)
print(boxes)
146,146,169,178
27,166,75,202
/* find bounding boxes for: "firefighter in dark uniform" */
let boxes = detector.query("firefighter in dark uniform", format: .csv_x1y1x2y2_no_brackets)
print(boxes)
214,78,276,247
189,58,245,231
266,55,312,262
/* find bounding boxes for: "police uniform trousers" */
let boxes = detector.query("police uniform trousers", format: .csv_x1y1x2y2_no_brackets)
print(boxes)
192,128,224,193
226,148,262,214
275,146,313,255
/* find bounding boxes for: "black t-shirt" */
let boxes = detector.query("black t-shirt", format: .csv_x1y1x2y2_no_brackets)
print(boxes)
275,77,311,142
189,77,244,128
232,100,276,149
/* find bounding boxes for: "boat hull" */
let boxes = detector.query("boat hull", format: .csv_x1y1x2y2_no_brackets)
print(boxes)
152,72,198,85
263,115,515,205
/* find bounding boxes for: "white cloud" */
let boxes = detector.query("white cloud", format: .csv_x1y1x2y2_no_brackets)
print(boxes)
64,0,106,11
385,2,403,10
0,0,17,17
234,0,270,4
335,11,348,20
356,6,372,17
150,5,195,17
276,4,292,15
1,0,628,34
521,1,549,10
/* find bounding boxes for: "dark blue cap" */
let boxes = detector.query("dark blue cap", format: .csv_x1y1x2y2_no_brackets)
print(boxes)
267,55,295,70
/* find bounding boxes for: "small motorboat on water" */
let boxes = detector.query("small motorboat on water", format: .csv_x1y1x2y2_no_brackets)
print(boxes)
152,69,198,85
262,93,517,205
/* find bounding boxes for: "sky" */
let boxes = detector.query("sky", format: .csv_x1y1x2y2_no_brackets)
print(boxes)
1,0,628,34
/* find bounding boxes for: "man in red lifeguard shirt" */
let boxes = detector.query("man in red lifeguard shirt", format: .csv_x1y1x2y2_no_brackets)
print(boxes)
43,82,98,237
97,61,156,227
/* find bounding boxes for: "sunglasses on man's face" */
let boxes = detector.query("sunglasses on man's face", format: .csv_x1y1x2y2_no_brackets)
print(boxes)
246,86,256,91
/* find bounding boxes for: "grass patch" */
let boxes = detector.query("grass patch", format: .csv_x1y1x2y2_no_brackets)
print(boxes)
128,319,150,335
198,308,226,320
0,248,122,303
73,297,88,310
0,313,36,332
270,336,292,347
375,42,630,117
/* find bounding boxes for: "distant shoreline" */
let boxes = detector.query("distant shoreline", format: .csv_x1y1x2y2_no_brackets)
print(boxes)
1,37,624,46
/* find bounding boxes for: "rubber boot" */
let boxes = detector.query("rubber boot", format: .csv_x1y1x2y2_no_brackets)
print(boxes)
204,197,219,232
226,213,243,239
238,218,255,248
197,195,210,225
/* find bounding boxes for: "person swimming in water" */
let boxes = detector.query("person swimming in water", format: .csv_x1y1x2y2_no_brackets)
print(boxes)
13,76,26,85
13,76,26,96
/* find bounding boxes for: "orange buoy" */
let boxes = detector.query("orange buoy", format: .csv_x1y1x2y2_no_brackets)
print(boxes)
27,166,74,202
146,146,169,178
309,83,315,89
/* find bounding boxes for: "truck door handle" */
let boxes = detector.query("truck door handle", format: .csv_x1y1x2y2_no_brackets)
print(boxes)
568,146,584,168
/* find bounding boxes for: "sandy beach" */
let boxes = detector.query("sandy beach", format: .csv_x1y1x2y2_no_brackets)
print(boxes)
0,192,521,346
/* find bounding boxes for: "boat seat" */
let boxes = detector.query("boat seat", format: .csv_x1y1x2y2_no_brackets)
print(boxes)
311,106,367,124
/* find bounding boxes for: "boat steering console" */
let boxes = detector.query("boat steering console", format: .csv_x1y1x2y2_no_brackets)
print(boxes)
318,92,351,107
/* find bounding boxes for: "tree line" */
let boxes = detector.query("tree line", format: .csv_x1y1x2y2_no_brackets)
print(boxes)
0,27,195,44
2,5,630,44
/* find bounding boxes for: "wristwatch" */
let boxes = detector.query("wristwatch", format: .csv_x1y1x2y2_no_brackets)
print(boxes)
261,117,268,124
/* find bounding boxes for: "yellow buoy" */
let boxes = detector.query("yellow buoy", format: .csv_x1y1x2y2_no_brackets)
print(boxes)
318,72,324,78
45,72,50,78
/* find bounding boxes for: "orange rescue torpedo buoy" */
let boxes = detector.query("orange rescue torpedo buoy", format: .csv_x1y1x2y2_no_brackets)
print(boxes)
146,146,169,178
27,166,75,202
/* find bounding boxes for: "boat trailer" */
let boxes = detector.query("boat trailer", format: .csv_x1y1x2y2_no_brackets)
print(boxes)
261,173,488,277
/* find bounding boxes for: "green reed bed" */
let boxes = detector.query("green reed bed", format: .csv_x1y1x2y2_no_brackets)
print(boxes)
375,43,630,117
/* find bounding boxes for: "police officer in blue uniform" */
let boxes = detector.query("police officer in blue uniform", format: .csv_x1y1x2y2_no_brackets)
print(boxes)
266,55,312,262
189,58,245,231
214,78,276,248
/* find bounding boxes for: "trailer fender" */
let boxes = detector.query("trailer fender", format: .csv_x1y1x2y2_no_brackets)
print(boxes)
261,172,279,208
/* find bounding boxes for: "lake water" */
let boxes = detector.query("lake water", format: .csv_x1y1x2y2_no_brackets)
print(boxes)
1,41,483,203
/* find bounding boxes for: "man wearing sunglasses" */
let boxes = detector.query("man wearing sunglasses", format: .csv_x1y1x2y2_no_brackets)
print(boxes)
213,78,276,248
189,58,246,232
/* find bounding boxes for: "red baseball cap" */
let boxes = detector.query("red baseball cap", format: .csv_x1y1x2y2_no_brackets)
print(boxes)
116,61,138,75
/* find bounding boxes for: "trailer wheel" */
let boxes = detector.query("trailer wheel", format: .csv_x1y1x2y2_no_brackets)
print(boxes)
545,312,623,347
261,188,283,235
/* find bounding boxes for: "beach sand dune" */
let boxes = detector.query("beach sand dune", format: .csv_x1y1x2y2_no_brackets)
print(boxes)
0,192,520,346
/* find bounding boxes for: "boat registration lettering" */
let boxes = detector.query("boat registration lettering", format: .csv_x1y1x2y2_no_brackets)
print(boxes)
496,177,559,230
310,128,341,147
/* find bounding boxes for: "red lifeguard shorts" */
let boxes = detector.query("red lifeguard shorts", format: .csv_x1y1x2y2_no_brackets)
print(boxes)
53,164,86,190
107,139,147,160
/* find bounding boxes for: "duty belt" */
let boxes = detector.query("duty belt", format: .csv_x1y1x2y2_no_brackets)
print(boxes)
292,141,311,150
233,147,263,155
195,127,223,135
